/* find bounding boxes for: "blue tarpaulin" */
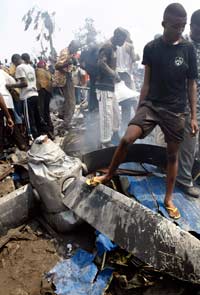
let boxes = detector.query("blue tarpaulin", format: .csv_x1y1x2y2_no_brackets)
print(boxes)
47,249,113,295
125,172,200,234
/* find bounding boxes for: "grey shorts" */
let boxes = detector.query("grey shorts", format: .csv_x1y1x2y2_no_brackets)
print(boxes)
129,102,185,143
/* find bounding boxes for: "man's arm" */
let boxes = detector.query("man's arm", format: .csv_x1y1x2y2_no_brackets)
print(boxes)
6,77,27,89
98,47,120,81
137,65,150,108
188,79,198,134
0,94,14,128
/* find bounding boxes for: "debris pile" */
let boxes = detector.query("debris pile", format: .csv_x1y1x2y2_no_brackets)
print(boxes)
0,149,29,198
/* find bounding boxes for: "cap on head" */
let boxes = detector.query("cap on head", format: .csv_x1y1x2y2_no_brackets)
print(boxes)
37,60,46,68
191,9,200,26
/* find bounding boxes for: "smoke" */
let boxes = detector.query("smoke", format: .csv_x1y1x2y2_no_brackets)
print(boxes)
50,94,65,113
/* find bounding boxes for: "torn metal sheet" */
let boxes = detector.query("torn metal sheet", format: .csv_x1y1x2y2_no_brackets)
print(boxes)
62,177,200,284
0,184,35,233
81,144,167,174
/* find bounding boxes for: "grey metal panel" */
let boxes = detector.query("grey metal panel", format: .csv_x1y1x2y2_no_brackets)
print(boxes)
62,177,200,284
0,184,35,234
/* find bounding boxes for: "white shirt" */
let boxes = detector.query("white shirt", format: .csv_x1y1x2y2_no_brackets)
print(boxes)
15,63,38,100
0,69,15,109
116,42,134,75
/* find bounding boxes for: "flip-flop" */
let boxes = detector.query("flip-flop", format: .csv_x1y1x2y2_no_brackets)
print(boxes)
86,176,103,187
165,206,181,220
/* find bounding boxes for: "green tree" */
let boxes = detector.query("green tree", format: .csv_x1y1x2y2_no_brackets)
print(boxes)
22,7,57,59
74,18,101,50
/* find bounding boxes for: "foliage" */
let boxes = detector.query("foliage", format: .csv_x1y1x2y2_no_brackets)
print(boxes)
74,18,101,50
22,7,57,59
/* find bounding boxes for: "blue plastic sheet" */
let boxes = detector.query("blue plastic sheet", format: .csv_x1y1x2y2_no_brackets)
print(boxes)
96,232,117,256
126,174,200,234
47,249,113,295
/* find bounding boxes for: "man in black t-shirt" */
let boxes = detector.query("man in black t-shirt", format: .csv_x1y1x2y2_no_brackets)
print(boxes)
91,3,198,219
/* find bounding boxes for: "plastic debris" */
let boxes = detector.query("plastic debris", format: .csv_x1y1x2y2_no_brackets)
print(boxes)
96,232,117,257
47,248,113,295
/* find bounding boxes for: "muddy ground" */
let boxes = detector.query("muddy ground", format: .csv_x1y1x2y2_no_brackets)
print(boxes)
0,219,96,295
0,219,200,295
0,221,59,295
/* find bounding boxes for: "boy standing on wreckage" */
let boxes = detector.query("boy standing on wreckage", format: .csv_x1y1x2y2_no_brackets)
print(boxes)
90,3,198,219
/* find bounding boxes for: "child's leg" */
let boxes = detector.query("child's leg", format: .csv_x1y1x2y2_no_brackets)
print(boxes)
164,141,180,218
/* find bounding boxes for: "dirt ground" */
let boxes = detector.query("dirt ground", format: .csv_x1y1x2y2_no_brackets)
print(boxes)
0,221,59,295
0,221,200,295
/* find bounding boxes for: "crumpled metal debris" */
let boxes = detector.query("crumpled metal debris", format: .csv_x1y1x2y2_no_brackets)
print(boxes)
114,272,156,289
28,137,84,232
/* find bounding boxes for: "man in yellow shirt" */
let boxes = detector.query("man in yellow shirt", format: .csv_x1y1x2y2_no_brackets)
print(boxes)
54,40,80,130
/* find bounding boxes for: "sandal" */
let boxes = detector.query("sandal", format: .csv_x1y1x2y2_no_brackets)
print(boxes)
86,176,103,187
165,206,181,220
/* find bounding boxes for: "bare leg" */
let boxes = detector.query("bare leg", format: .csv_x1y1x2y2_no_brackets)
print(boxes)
164,141,180,218
96,125,143,183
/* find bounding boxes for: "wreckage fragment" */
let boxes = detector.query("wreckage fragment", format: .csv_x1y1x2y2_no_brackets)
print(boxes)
62,177,200,284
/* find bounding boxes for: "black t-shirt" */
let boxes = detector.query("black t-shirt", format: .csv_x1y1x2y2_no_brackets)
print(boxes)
142,37,198,113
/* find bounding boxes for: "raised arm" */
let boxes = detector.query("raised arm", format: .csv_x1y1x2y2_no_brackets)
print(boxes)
98,47,119,80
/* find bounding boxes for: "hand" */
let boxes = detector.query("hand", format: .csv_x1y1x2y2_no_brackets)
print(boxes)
6,84,12,90
191,118,199,136
115,73,121,83
7,117,14,129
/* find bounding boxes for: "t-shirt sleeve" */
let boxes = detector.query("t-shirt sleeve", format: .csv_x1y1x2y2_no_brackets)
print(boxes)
15,66,26,79
187,44,198,80
4,71,15,84
142,44,152,66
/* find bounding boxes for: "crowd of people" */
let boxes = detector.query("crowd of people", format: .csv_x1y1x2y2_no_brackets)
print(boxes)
0,42,89,156
0,3,200,219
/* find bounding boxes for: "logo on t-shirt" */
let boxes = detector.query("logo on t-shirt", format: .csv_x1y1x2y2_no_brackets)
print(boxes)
174,57,184,66
27,72,35,82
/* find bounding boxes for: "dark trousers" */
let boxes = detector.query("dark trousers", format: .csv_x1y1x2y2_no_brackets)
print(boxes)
88,76,98,112
0,109,26,153
23,95,46,139
59,73,76,129
38,88,54,133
